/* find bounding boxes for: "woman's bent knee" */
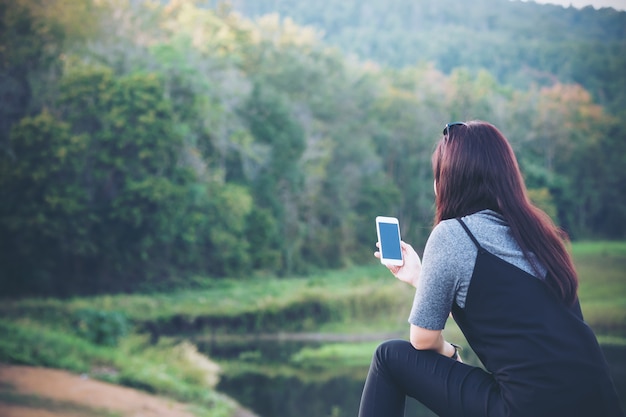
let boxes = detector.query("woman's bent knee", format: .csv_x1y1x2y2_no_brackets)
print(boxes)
372,339,414,368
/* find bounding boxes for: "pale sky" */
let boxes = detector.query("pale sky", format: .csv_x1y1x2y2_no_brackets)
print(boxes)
524,0,626,10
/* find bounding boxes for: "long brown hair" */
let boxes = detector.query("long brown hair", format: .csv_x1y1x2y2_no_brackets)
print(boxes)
432,121,578,305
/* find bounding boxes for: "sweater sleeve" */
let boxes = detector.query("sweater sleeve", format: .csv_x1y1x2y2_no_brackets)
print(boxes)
408,219,476,330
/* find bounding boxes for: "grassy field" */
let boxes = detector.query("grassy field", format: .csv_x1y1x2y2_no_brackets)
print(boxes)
572,241,626,343
0,240,624,416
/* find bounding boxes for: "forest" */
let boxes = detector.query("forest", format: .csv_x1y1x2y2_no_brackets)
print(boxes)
1,0,625,296
229,0,626,113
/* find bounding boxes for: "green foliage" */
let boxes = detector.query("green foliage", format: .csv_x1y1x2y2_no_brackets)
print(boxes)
240,83,306,273
12,237,619,342
571,241,626,334
1,0,625,297
0,59,257,294
527,188,557,221
0,0,108,146
203,183,253,276
230,0,626,112
0,318,107,372
0,111,91,294
0,319,236,416
290,342,380,369
246,207,282,270
2,240,623,417
73,309,130,347
2,240,624,373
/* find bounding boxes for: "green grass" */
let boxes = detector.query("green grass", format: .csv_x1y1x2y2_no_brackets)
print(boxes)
570,240,626,257
300,240,626,369
290,342,382,368
0,240,624,411
0,263,412,338
301,240,626,369
215,341,383,383
0,319,236,417
0,264,395,320
572,241,626,336
5,241,621,336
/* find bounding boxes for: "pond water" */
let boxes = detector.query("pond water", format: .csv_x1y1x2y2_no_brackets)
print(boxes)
198,337,626,417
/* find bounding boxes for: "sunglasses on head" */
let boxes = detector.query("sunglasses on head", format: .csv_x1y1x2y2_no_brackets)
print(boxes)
443,122,468,137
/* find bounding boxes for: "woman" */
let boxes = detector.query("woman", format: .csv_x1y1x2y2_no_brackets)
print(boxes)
359,121,623,417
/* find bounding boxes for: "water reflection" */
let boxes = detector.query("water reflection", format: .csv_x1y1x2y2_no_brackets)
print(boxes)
198,337,625,417
218,372,374,417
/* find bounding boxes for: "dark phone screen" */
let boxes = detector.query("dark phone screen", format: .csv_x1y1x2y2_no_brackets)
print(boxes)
379,222,402,260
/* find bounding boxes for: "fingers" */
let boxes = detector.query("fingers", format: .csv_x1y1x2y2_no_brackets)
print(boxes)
374,241,381,259
374,242,381,258
400,240,414,254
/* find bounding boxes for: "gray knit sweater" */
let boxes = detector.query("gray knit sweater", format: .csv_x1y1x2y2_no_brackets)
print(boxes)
408,209,547,330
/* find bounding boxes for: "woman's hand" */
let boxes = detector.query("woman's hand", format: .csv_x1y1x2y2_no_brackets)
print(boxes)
375,241,422,287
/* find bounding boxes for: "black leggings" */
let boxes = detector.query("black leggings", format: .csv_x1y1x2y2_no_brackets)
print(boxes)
359,339,623,417
358,339,502,417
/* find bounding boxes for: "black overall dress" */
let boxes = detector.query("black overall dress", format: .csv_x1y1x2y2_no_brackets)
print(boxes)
452,219,623,417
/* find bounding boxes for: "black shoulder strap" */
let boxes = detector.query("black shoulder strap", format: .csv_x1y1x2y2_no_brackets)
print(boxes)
456,218,482,250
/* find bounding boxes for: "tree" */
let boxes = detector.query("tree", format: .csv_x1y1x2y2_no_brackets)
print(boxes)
0,0,107,150
509,83,613,237
0,110,90,294
242,83,305,273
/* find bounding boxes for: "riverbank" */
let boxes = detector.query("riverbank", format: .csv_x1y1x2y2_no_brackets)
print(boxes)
0,364,259,417
1,240,624,417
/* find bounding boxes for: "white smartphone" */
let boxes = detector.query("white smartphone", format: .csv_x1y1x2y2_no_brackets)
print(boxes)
375,216,404,266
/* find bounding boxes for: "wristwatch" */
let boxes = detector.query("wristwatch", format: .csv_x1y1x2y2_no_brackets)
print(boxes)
450,343,462,360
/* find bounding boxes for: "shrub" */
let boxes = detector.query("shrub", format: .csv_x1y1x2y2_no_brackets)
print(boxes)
73,309,130,347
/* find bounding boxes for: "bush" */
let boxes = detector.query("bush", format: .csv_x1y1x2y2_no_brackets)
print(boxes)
73,309,130,347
